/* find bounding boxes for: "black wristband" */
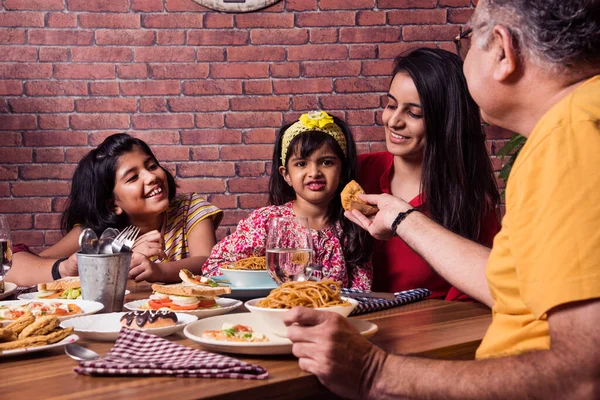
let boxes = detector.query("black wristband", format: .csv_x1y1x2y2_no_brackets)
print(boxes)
52,257,67,281
391,208,419,235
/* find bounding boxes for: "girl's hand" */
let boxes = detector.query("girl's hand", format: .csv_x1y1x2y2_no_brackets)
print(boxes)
344,193,413,240
128,252,165,283
132,230,167,260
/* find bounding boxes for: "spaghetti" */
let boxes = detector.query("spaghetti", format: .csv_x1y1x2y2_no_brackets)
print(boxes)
256,279,350,309
223,256,267,271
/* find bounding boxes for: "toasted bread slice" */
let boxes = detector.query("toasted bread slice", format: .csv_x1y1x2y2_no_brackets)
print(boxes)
37,277,80,292
340,180,379,216
151,283,231,297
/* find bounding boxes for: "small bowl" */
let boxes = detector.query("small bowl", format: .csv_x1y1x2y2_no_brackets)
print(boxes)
245,297,358,337
218,268,276,288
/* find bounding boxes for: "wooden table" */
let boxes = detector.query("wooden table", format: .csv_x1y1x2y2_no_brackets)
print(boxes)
0,282,491,400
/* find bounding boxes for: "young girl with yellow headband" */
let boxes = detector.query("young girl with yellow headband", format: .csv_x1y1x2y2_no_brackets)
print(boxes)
203,111,373,289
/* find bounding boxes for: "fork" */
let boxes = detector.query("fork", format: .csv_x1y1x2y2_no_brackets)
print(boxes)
111,226,140,253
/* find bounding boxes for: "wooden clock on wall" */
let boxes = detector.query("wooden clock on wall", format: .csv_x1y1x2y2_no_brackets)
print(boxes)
193,0,283,12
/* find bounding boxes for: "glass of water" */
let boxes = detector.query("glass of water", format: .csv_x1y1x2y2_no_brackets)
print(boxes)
0,215,12,293
266,216,314,285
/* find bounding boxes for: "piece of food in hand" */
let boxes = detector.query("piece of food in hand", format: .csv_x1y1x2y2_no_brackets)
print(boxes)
146,282,231,311
37,277,82,299
179,269,219,287
120,310,178,329
340,180,379,216
202,323,269,343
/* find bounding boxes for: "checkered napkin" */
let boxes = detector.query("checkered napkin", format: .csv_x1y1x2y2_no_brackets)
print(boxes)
74,328,269,380
342,288,431,316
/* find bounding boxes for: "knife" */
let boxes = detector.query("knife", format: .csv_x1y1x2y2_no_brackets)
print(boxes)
343,291,397,300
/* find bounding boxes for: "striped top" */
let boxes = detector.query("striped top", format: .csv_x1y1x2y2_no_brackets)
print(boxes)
161,193,223,261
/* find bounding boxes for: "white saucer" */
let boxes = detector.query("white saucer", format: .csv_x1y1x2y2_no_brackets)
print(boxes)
0,334,79,357
0,282,17,300
124,297,242,319
0,299,105,321
17,289,131,300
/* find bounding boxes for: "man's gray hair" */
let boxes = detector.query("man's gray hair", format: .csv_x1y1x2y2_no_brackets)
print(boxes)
476,0,600,73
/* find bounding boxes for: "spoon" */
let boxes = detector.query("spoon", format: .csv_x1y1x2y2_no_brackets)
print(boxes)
65,343,99,361
98,228,119,254
78,228,99,254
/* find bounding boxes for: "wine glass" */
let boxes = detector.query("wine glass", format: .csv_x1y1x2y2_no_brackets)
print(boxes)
266,216,314,285
0,215,12,293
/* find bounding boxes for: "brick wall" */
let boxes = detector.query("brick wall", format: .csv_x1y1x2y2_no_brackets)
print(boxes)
0,0,510,252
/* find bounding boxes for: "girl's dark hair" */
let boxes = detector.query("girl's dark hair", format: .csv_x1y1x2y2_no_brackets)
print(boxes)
268,115,372,268
61,133,176,234
392,48,499,240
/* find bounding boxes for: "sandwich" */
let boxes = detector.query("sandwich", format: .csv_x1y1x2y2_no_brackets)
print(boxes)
146,270,231,311
37,277,81,299
340,180,379,216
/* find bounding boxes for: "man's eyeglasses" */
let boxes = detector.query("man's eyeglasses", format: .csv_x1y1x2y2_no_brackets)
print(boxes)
454,27,472,61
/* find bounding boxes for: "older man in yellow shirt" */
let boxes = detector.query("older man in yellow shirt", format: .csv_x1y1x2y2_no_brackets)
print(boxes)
284,0,600,398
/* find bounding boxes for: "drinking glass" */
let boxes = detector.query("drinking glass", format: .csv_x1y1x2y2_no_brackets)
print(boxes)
266,216,314,285
0,215,12,292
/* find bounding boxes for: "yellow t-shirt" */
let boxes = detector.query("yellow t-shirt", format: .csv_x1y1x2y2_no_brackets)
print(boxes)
476,75,600,359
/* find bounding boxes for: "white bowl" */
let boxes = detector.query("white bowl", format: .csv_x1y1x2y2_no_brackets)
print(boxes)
245,297,358,337
218,268,276,288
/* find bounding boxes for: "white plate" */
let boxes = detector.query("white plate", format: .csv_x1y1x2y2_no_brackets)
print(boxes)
0,334,79,357
123,297,242,319
17,290,131,300
0,282,17,300
0,299,105,321
61,312,198,341
184,313,378,355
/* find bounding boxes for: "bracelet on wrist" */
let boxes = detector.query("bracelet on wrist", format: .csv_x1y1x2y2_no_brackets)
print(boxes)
391,208,419,236
52,257,67,281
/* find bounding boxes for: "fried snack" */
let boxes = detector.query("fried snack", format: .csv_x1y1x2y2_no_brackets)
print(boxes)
5,311,35,335
18,315,60,339
0,326,74,352
43,326,74,344
0,328,16,342
340,180,379,216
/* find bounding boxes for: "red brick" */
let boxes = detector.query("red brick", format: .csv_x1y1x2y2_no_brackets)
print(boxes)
0,115,37,130
235,13,294,29
90,82,118,96
243,81,272,95
302,61,361,77
226,112,282,129
273,78,332,94
5,0,63,10
54,64,115,79
0,46,37,62
227,47,286,62
131,0,163,12
204,14,233,28
403,25,459,41
195,113,224,128
20,164,76,180
75,98,137,113
340,27,401,43
321,94,381,109
0,147,31,163
448,8,474,24
231,96,289,111
71,114,130,130
125,130,181,145
219,210,250,226
0,63,51,79
79,14,141,29
152,146,190,161
308,28,337,44
196,47,226,62
191,147,220,161
361,60,393,76
96,29,155,46
291,96,319,111
210,63,269,79
156,30,185,45
243,128,276,144
388,9,447,24
0,28,25,44
0,12,44,27
11,230,45,246
320,0,374,9
207,194,237,209
29,29,93,45
47,13,77,27
0,132,21,146
378,41,436,58
142,14,203,29
288,44,347,61
0,100,9,113
262,1,284,12
0,80,22,95
176,179,226,194
334,77,390,93
64,147,91,162
296,12,355,27
357,11,386,25
33,147,65,162
251,29,308,45
349,44,377,59
354,126,384,141
23,131,86,147
34,213,63,229
139,98,167,112
38,115,69,130
221,144,272,160
188,30,249,46
39,47,69,62
439,0,471,6
12,181,70,197
228,177,270,193
184,80,242,95
149,64,209,79
120,81,180,96
72,47,132,62
377,0,436,8
347,110,375,125
132,114,194,129
117,64,148,79
286,0,317,11
181,130,241,145
25,81,87,96
164,0,208,11
236,162,266,177
135,47,196,62
52,197,68,212
9,98,74,113
0,166,18,180
270,63,300,78
4,214,33,229
168,97,229,112
178,162,235,177
44,230,65,246
68,0,129,12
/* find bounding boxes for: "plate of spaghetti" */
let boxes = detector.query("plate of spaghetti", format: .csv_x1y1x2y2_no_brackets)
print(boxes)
218,257,276,289
245,279,358,337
